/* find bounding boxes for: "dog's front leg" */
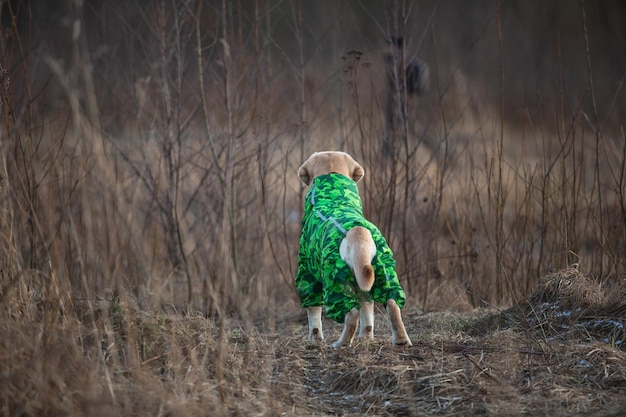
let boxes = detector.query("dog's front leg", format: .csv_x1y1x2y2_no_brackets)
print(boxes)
358,301,374,340
331,308,359,348
386,299,412,346
307,306,324,342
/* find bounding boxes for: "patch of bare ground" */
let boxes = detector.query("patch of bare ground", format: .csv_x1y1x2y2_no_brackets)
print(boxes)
2,267,626,416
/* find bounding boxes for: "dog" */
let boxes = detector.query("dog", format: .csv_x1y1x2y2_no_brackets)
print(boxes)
295,151,412,348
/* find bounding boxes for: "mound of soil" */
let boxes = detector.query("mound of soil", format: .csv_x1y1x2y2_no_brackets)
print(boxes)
503,267,626,348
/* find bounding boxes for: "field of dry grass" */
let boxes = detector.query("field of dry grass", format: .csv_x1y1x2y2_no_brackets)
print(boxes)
3,267,626,416
1,1,625,416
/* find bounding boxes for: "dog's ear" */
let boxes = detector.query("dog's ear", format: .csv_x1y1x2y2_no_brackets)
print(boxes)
298,163,312,186
351,162,365,182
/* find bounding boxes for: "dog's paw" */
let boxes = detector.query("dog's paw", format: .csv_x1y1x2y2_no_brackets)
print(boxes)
359,325,374,341
308,327,324,343
331,340,347,349
392,336,413,347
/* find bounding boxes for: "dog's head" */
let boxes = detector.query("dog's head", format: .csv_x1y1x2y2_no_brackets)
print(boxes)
298,151,364,186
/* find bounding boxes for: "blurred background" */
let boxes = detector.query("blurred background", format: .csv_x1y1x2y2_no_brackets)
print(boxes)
1,0,625,321
8,1,624,131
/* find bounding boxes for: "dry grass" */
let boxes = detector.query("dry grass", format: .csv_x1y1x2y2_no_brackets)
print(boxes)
3,267,626,416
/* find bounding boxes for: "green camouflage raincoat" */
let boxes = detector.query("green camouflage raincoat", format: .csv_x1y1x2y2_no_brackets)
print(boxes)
295,173,406,323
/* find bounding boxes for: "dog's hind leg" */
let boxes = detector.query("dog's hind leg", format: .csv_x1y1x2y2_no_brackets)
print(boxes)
386,299,412,346
359,301,374,340
331,308,359,348
307,306,324,343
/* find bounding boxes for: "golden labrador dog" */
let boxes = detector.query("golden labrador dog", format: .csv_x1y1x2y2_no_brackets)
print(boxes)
295,151,412,348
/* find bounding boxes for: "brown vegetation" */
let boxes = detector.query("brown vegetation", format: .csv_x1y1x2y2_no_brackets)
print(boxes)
3,267,625,416
1,1,625,415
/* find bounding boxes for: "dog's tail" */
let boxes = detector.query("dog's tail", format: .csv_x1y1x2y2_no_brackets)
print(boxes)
357,264,375,292
340,226,376,292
